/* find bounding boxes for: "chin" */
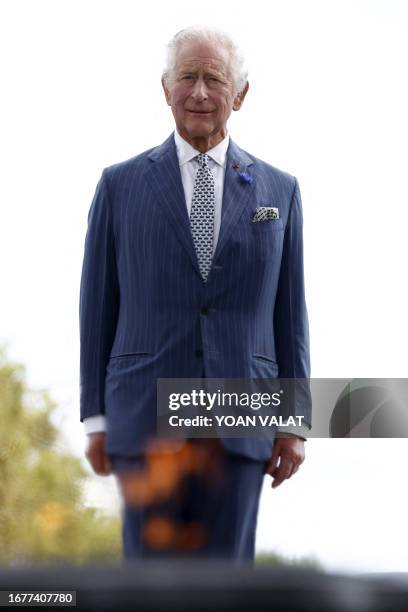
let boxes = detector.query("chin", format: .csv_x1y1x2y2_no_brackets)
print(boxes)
184,123,213,139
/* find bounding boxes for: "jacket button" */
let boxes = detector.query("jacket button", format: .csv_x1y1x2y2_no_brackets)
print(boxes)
195,349,203,357
201,307,209,315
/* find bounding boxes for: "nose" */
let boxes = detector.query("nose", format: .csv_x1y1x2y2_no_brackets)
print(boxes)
190,78,208,102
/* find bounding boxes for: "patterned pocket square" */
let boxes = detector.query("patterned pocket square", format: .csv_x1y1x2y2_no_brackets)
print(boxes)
252,206,280,222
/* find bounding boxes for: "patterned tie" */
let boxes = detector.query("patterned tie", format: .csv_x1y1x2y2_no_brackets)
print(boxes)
189,153,215,283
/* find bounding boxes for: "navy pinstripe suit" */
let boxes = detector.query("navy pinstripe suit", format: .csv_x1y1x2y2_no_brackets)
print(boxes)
79,132,311,463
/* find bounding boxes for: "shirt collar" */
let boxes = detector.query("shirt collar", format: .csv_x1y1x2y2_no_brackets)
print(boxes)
174,129,230,168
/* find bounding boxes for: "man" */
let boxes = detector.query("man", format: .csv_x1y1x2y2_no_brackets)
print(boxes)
80,26,311,561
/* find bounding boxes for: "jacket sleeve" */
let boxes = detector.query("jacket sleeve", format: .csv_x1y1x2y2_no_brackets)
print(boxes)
79,170,120,422
273,177,312,430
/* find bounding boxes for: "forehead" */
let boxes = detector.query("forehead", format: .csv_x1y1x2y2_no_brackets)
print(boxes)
174,39,231,74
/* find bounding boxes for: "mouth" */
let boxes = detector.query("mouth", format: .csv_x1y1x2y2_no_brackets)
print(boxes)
186,110,214,115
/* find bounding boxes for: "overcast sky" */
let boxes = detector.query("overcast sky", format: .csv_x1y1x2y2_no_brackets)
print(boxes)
1,0,407,573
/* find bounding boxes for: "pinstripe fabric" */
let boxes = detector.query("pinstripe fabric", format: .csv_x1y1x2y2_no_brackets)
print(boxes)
79,132,311,461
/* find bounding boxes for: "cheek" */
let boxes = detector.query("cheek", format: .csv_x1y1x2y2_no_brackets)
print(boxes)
219,100,232,117
170,88,188,109
174,99,187,114
217,94,233,112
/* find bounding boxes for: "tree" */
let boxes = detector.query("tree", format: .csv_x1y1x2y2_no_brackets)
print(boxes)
0,344,121,566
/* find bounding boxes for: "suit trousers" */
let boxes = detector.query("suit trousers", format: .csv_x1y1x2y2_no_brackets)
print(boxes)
110,437,267,563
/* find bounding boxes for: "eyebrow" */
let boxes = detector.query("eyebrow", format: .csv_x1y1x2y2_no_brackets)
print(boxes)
178,67,226,79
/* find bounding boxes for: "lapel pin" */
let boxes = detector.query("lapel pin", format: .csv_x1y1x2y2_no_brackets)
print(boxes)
238,171,253,185
232,162,240,169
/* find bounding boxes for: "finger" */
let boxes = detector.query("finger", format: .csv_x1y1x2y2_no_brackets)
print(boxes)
287,463,300,479
265,448,281,475
269,455,292,477
104,455,113,475
96,453,112,476
90,448,108,475
271,462,294,488
93,459,105,475
287,457,300,478
272,471,291,488
271,473,286,488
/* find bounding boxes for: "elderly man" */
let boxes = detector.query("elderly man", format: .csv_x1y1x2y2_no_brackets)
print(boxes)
80,25,311,561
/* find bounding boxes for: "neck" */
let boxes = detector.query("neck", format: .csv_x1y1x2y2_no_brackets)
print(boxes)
177,128,227,153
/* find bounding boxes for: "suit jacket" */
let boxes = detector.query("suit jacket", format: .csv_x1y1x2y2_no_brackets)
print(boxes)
79,132,311,461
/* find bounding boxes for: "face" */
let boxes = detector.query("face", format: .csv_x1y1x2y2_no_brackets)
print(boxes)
162,39,249,152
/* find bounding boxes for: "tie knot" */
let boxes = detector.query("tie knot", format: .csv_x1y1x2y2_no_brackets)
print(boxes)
196,153,210,168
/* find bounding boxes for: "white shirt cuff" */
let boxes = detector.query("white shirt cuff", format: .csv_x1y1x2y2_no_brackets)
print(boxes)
83,415,107,435
276,423,309,441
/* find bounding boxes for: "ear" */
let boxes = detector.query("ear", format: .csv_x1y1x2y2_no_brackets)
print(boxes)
232,81,249,111
161,76,172,106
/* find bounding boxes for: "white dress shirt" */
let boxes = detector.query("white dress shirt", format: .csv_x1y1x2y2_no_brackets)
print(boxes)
83,130,309,441
174,127,229,257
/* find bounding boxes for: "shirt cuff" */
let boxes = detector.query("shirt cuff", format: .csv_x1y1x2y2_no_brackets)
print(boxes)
83,415,107,435
276,422,309,441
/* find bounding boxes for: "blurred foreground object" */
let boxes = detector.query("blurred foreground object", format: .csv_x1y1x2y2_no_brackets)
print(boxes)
0,563,408,611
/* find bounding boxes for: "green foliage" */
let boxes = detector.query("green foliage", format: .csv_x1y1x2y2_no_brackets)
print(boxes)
256,550,324,571
0,344,121,566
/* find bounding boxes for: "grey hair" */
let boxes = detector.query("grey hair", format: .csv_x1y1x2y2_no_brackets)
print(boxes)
162,25,248,95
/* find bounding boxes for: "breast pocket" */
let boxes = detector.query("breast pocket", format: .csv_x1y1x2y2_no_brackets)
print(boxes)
251,218,284,233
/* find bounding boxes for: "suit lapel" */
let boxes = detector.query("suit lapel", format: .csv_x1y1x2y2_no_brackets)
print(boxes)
146,133,201,276
212,139,255,266
145,133,255,279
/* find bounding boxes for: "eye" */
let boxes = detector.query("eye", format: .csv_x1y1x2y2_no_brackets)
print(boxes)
208,77,225,86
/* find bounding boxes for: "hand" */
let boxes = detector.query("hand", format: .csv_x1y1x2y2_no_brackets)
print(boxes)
85,432,113,476
265,436,305,489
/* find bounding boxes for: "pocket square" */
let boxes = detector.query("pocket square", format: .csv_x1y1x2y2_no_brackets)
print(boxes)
252,206,280,222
